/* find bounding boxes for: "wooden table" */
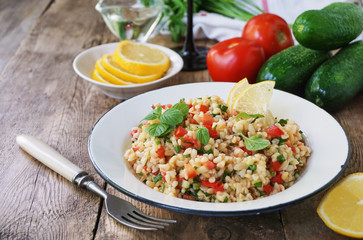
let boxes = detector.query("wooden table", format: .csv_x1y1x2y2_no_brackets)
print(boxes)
1,0,362,239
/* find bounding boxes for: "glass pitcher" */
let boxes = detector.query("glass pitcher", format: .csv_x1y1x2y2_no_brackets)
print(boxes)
95,0,164,42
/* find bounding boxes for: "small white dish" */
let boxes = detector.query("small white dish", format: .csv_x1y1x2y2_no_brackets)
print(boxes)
88,82,349,216
73,42,183,99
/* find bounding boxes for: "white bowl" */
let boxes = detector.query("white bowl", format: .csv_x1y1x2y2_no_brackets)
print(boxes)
73,42,183,99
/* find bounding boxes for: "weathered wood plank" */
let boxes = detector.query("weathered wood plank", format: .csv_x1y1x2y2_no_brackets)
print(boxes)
0,0,118,239
94,186,286,240
0,0,51,73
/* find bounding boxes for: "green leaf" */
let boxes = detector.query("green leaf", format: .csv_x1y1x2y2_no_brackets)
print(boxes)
174,145,182,153
234,112,264,120
248,164,257,171
219,104,228,112
278,119,288,126
277,154,286,164
159,108,184,125
197,127,210,145
143,106,162,120
242,134,270,151
153,172,163,184
145,123,170,137
254,182,262,188
172,102,189,118
277,137,288,146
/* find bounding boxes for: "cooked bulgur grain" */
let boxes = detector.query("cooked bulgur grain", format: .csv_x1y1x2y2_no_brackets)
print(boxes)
124,95,311,202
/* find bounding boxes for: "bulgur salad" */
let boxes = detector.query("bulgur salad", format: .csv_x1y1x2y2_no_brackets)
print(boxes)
124,95,311,203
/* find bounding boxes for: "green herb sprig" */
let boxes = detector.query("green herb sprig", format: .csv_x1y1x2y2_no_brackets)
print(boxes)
242,133,270,151
196,127,210,145
160,0,263,42
143,102,189,137
234,112,264,121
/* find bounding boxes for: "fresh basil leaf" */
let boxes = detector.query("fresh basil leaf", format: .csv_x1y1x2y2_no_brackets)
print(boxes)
143,106,162,120
172,102,189,118
234,112,264,120
145,123,169,137
197,127,210,145
159,108,184,125
242,134,270,151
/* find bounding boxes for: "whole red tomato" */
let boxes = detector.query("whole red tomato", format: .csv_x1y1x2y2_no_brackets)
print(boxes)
242,13,294,59
206,37,265,83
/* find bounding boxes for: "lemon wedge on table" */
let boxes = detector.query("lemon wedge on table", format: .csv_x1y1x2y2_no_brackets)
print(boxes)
102,54,164,84
226,78,250,114
317,173,363,238
113,40,170,76
231,81,275,115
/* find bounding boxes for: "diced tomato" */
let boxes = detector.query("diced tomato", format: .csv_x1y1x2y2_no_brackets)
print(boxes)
160,171,166,181
175,126,188,137
285,142,296,152
143,166,148,171
181,136,198,149
263,184,274,195
201,180,224,192
156,146,165,158
203,160,216,170
200,104,209,113
132,145,139,152
188,117,198,124
242,146,253,155
185,163,198,179
151,171,159,176
265,125,284,138
176,174,185,183
161,104,172,109
182,194,196,201
208,129,218,138
270,160,281,171
202,113,214,129
188,104,193,109
130,129,138,137
271,172,284,184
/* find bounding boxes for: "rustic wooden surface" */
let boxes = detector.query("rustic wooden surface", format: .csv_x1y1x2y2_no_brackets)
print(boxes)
0,0,361,239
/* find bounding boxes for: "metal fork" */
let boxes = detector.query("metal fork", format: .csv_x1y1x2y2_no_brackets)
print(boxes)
16,135,176,230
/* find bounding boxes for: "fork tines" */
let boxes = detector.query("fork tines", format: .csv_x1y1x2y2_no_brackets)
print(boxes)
121,210,177,231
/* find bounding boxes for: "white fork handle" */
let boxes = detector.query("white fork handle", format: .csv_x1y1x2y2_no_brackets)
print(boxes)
16,135,84,182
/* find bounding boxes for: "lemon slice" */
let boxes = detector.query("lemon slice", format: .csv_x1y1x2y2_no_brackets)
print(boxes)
94,59,134,85
91,70,111,84
317,173,363,238
227,78,250,113
113,40,170,76
102,54,164,84
232,81,275,114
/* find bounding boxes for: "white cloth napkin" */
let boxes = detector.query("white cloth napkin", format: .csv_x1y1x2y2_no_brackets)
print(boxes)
161,0,359,42
189,11,246,42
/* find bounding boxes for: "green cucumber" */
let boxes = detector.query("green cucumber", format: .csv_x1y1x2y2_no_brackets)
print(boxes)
305,40,363,112
256,45,330,94
292,2,363,50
